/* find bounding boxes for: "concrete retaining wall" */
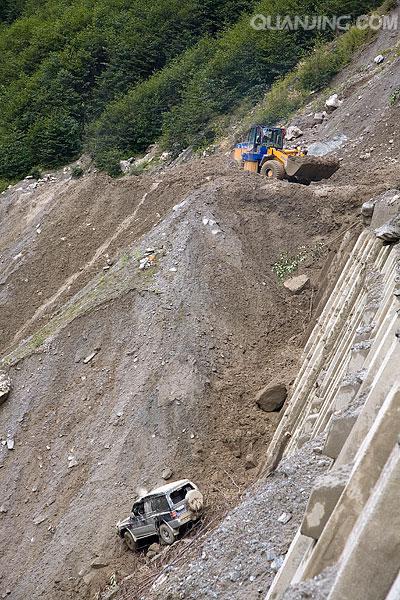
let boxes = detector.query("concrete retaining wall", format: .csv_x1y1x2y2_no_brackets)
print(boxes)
264,219,400,600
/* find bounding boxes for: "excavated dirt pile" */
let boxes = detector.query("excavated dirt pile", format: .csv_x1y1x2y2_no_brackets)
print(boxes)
0,154,365,600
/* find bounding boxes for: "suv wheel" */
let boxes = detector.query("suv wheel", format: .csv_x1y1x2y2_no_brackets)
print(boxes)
123,530,137,551
159,523,175,545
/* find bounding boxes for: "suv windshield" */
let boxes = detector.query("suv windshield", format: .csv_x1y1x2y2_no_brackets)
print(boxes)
169,483,194,505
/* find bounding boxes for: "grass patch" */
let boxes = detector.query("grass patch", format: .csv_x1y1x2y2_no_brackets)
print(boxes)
120,252,131,267
0,178,11,193
389,87,400,106
29,331,46,350
273,242,326,282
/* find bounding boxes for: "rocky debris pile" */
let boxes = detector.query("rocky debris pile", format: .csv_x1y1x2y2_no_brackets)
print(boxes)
138,248,158,270
119,144,172,174
147,437,331,600
314,111,328,125
0,371,11,405
256,383,288,413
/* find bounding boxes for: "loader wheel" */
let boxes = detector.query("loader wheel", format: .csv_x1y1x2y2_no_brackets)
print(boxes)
123,530,137,552
159,523,175,545
261,160,285,180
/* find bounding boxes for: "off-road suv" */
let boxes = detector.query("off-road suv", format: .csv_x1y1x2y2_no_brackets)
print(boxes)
116,479,204,550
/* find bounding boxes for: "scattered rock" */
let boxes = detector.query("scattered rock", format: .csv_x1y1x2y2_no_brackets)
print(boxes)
139,249,157,271
33,515,47,525
6,438,14,451
374,54,385,64
361,200,375,225
245,453,257,470
162,468,173,480
283,274,310,295
271,556,285,572
120,157,134,173
256,383,287,412
314,112,327,124
0,371,11,405
83,350,99,364
285,126,304,141
102,585,119,600
277,512,292,524
91,557,109,569
68,455,78,468
147,542,161,559
325,94,343,112
0,505,8,514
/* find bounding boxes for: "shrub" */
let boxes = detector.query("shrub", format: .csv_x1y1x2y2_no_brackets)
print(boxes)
389,87,400,106
71,165,84,178
29,166,42,179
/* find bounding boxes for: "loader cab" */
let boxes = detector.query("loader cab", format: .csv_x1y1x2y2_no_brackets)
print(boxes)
246,125,284,150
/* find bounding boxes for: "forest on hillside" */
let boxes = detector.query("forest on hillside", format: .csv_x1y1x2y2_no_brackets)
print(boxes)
0,0,386,180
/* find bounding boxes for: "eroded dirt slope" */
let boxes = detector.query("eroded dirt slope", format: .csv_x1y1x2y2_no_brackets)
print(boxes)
0,155,367,600
2,13,400,598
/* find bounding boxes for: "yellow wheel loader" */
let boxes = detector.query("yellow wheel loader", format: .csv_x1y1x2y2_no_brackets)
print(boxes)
234,125,339,185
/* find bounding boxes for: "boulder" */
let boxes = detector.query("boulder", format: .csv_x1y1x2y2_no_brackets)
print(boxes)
325,94,343,112
147,542,161,559
119,158,134,174
0,371,11,405
162,467,173,480
283,274,310,295
314,111,327,124
361,200,375,225
90,557,109,569
285,126,304,141
374,216,400,243
374,54,385,64
245,453,257,470
256,383,287,412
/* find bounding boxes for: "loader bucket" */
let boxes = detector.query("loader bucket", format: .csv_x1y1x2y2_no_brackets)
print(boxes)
285,156,340,182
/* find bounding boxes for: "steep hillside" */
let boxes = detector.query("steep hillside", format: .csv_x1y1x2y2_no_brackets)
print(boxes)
1,4,400,600
0,154,364,599
0,0,383,182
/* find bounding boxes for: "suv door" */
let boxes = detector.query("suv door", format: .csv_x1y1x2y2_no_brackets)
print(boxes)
130,501,149,539
143,498,159,536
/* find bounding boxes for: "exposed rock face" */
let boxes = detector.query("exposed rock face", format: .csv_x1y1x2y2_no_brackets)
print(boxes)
284,274,310,295
0,371,11,405
256,383,288,412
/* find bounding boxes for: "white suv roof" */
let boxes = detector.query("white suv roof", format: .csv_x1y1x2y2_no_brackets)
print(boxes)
145,479,193,497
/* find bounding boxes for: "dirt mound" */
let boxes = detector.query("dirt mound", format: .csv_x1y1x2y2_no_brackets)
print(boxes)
0,153,362,599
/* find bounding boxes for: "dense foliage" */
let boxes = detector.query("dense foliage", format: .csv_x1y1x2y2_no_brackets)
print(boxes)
0,0,383,178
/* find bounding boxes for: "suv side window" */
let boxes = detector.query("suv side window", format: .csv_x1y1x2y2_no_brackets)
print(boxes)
132,501,145,517
144,499,153,515
170,484,194,505
151,495,170,513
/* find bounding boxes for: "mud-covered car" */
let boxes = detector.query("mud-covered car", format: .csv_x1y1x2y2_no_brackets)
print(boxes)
117,479,204,550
